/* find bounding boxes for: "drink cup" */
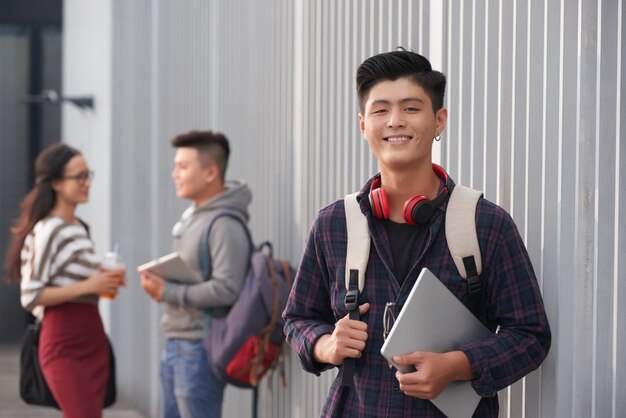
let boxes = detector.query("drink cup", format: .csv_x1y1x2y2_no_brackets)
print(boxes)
99,251,125,299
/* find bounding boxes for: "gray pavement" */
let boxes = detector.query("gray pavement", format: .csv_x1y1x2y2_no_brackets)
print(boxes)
0,345,146,418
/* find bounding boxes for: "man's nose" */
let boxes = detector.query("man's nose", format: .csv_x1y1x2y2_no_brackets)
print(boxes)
386,108,406,128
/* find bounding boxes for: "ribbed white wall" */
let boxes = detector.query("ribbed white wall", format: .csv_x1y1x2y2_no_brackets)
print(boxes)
73,0,625,416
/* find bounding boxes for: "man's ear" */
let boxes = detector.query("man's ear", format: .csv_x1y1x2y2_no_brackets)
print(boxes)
358,113,365,135
205,164,220,184
435,107,448,134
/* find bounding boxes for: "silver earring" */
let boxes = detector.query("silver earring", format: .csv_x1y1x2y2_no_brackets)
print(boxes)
435,133,441,142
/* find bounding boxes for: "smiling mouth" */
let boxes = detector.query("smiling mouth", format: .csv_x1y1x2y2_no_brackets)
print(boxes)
385,136,412,142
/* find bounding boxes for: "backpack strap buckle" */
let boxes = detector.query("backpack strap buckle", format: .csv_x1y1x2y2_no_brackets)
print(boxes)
344,289,359,314
467,274,481,295
462,256,481,295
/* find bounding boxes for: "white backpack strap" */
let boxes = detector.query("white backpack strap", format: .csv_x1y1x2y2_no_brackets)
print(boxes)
445,185,483,278
344,192,370,292
341,192,370,387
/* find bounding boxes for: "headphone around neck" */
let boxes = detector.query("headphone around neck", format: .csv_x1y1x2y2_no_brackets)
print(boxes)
369,164,451,225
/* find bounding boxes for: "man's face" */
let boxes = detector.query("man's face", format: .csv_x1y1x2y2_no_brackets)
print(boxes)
359,77,447,172
171,147,212,201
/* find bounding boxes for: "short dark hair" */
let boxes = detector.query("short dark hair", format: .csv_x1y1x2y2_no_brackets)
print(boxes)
356,48,446,113
171,130,230,180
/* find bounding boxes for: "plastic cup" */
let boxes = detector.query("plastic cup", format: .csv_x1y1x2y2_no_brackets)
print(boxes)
99,251,125,299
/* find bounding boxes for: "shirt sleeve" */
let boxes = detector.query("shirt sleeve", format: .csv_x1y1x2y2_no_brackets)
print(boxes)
457,212,551,397
20,232,44,311
282,215,337,375
20,219,99,311
161,216,250,309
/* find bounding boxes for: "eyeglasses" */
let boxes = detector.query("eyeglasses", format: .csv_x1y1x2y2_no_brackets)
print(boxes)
62,170,94,186
383,302,396,369
383,302,396,340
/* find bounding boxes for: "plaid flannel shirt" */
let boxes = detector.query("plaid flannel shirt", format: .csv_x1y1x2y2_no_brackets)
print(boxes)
283,175,551,418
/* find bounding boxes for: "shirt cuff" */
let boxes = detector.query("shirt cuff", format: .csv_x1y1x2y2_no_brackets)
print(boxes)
458,341,496,397
162,282,186,307
21,285,45,312
300,324,337,375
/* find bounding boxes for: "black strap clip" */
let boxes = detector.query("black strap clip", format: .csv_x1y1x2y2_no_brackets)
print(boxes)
467,274,481,295
462,256,481,295
344,289,359,313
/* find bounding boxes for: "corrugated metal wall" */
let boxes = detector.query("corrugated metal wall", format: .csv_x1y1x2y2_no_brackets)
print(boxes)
107,0,624,417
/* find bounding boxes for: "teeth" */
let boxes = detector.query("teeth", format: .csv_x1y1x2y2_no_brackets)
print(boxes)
387,136,410,142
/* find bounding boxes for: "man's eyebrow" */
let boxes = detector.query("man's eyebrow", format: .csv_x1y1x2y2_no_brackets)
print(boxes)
400,97,425,104
369,97,425,106
369,99,391,107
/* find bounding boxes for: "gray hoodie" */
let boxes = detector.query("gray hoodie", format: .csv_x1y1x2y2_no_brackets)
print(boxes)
161,180,252,339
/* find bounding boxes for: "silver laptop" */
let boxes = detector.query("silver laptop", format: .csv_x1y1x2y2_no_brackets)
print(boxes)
380,268,492,418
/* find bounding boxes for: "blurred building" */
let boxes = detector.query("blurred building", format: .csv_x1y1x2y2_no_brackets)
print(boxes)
0,0,62,344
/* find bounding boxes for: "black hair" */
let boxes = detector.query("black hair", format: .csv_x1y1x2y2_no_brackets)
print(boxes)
356,48,447,113
171,130,230,181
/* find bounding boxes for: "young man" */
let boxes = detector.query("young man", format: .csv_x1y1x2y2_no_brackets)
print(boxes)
283,50,551,417
140,130,252,418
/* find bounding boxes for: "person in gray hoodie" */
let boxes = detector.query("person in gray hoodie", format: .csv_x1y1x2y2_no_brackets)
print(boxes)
140,130,251,418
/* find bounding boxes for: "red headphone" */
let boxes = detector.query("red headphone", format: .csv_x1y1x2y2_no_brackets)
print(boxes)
369,164,450,225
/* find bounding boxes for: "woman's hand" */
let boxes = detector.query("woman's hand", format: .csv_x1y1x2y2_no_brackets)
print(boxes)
36,270,122,307
82,270,122,296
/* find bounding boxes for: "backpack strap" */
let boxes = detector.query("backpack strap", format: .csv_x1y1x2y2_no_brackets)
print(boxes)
198,209,253,325
344,192,370,293
198,209,253,281
445,185,483,312
340,192,371,387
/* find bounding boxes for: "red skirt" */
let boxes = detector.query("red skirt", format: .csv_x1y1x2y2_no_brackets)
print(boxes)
39,302,109,418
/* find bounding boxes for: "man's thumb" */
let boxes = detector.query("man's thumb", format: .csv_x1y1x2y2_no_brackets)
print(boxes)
393,352,423,366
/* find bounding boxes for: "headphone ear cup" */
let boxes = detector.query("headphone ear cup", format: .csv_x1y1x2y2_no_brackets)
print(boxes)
402,195,431,225
370,187,390,219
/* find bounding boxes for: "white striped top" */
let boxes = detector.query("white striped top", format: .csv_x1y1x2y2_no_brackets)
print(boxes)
20,216,101,316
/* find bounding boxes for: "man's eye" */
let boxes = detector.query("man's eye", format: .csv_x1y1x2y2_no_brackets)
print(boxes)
405,107,420,112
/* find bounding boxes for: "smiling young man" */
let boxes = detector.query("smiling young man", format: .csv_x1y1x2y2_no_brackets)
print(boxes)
283,50,551,417
140,130,251,418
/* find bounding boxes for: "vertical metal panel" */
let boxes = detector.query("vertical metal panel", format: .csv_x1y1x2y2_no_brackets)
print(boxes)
574,0,597,417
105,0,624,417
441,1,624,418
616,5,625,417
539,1,561,416
595,1,620,417
110,1,163,415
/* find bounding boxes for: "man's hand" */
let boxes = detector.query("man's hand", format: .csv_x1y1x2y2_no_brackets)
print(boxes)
313,303,370,365
393,350,473,399
140,270,165,302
